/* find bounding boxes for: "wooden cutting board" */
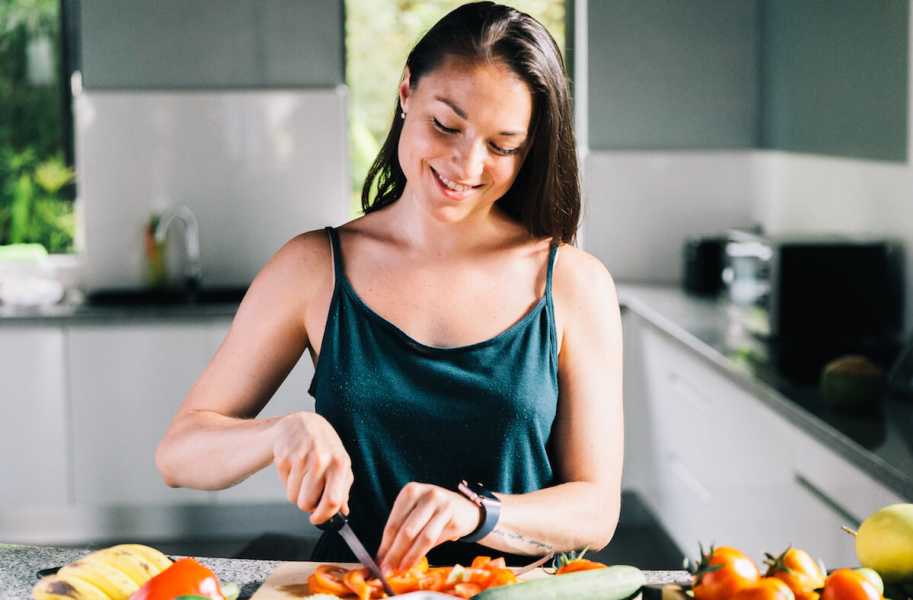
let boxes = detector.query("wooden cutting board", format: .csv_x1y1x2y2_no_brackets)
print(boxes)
250,561,550,599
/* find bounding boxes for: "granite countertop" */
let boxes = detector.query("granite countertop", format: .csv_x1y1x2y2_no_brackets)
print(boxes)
617,283,913,502
0,297,240,324
0,544,691,600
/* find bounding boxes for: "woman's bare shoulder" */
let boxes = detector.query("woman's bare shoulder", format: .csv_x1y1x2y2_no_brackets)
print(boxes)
553,243,619,309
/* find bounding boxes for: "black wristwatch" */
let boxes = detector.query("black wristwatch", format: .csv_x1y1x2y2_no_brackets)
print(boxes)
456,480,502,543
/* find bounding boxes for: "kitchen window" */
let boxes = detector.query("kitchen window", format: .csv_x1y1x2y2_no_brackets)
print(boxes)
0,0,78,255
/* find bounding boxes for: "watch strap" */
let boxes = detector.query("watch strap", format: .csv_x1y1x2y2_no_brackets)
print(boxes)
456,480,501,543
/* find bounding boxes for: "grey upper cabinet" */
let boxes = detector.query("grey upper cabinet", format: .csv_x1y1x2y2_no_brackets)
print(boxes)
760,0,908,162
80,0,344,89
586,0,908,162
587,0,760,150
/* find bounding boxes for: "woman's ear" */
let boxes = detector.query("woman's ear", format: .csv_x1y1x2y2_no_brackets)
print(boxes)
398,67,412,115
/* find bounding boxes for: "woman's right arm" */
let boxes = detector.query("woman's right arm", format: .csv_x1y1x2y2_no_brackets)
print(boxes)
155,230,353,523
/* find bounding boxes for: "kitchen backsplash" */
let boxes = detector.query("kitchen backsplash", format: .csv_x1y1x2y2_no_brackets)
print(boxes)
75,87,349,291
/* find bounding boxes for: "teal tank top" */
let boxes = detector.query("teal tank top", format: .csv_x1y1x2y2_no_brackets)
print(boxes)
308,226,559,566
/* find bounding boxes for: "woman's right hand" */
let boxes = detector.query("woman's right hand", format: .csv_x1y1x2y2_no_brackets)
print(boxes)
272,411,354,525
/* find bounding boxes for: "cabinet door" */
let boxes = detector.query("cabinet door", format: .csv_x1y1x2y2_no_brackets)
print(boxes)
206,321,317,504
0,327,68,508
67,323,214,506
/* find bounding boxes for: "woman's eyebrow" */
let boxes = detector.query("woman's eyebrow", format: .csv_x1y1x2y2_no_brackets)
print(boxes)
433,95,527,137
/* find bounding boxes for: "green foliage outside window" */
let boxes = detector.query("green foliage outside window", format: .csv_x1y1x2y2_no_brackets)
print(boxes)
0,0,75,254
346,0,566,214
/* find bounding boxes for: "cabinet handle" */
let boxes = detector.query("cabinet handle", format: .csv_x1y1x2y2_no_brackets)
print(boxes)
667,370,713,412
793,472,861,527
668,452,713,504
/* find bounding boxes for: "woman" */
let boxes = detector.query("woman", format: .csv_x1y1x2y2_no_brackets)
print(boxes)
156,1,623,573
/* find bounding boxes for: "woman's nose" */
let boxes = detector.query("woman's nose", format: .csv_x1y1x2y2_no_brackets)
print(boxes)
451,139,486,182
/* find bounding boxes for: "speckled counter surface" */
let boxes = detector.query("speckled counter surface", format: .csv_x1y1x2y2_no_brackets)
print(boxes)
0,300,239,325
617,283,913,501
0,544,691,599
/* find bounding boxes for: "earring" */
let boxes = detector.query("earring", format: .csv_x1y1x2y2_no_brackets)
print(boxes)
400,111,406,119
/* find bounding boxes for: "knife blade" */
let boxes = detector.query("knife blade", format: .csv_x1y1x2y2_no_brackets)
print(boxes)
318,513,396,596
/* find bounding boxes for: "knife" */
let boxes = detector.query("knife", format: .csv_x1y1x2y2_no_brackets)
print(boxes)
318,513,396,597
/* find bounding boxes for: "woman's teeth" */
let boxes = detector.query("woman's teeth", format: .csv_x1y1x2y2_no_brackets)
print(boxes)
437,170,472,192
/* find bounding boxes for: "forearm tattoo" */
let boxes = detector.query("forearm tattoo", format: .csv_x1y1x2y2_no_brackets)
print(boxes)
492,527,554,554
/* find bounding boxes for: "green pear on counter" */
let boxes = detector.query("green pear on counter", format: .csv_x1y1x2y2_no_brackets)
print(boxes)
854,503,913,583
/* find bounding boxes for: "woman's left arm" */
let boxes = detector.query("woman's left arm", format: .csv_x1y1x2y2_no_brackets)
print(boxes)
378,250,624,571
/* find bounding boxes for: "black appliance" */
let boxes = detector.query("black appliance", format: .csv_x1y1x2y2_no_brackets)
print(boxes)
682,235,726,296
723,231,905,382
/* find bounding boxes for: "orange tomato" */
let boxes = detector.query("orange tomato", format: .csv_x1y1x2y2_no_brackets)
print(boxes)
765,547,826,595
307,565,350,596
343,567,376,600
732,578,796,600
692,546,761,600
821,569,882,600
130,558,224,600
556,558,608,575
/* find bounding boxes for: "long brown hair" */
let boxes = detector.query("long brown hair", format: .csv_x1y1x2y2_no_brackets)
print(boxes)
361,2,580,244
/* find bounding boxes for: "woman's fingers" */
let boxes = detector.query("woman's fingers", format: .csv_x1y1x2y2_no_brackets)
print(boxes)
398,506,451,572
296,468,324,513
310,458,353,524
377,483,421,562
380,500,437,573
284,460,304,505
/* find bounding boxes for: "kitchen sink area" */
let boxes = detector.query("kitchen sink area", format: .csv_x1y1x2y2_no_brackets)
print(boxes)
85,286,248,306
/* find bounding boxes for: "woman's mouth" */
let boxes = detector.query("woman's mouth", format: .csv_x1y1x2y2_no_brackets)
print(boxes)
430,166,480,200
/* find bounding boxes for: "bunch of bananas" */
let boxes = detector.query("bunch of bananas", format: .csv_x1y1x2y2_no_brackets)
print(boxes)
33,544,173,600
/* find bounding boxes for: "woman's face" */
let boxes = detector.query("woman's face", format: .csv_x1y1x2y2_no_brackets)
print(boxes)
397,56,533,222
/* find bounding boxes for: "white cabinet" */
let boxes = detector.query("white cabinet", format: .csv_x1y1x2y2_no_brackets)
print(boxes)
623,311,905,567
67,322,215,506
207,321,317,504
0,327,68,508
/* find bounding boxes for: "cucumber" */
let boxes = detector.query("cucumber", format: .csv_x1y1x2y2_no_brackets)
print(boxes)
473,565,646,600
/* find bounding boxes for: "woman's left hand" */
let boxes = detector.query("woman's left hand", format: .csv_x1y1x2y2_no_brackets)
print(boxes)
377,481,482,573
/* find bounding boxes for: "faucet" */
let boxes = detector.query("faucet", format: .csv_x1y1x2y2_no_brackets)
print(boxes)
154,205,202,292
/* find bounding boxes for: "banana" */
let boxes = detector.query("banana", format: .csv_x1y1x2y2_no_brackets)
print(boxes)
59,558,139,599
32,573,109,600
107,544,172,574
88,546,157,586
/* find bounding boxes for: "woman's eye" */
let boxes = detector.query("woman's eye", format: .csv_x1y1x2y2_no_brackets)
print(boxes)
491,143,520,156
432,118,459,134
432,117,519,156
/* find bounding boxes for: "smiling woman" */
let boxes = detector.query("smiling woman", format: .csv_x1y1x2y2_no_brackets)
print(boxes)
156,0,623,575
345,0,566,213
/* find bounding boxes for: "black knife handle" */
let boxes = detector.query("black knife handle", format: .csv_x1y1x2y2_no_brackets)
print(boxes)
315,512,347,532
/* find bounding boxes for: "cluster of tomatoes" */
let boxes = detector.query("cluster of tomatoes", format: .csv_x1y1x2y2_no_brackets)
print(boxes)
689,545,885,600
306,555,518,599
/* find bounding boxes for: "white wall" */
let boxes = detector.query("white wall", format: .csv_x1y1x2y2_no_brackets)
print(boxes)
75,88,349,290
582,151,759,283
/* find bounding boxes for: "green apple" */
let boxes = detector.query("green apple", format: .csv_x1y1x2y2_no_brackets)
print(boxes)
856,503,913,583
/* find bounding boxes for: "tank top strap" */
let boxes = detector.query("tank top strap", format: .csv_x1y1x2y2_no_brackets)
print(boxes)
545,242,559,298
324,226,344,282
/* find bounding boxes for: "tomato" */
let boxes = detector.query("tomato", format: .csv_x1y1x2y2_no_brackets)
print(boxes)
343,567,376,600
821,569,882,600
307,565,350,596
691,546,761,600
556,558,607,575
488,568,518,588
764,547,826,595
732,578,796,600
130,558,224,600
